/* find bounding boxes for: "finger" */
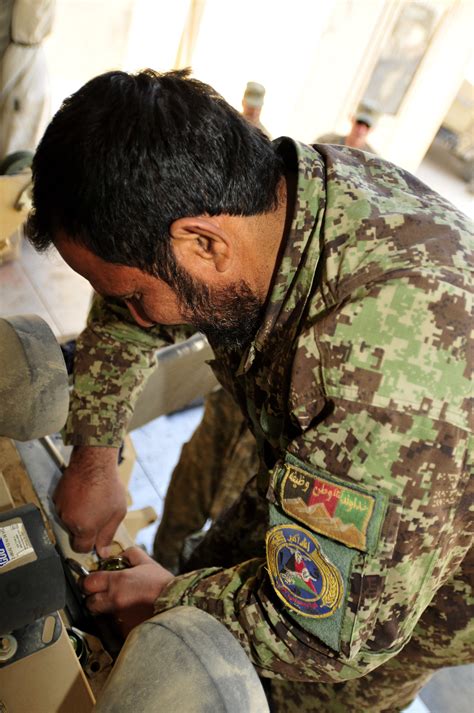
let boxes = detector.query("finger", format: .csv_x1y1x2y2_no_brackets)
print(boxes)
85,591,115,615
95,543,113,559
95,511,126,556
122,546,155,567
82,571,110,595
71,532,97,553
54,507,85,536
54,507,90,545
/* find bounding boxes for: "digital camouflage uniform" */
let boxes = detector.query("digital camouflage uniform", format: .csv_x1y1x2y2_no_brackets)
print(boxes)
64,139,473,711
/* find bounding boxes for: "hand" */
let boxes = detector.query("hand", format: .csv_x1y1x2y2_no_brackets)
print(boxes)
82,547,174,636
53,445,127,553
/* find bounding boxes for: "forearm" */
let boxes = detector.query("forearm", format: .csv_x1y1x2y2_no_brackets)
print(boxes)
64,332,157,447
64,294,194,446
154,561,363,683
153,477,363,682
54,444,127,553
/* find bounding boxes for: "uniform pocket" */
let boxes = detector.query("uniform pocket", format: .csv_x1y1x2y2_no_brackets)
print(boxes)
266,453,402,657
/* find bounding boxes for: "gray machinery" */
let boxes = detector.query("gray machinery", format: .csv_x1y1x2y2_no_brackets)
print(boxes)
0,314,268,712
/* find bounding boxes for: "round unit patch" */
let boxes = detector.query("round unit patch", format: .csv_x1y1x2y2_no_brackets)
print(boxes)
266,525,343,618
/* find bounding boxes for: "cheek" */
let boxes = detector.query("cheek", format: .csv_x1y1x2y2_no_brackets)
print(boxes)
142,292,184,324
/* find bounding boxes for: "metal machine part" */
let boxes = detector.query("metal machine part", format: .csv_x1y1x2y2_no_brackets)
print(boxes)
98,555,131,572
66,554,131,580
0,160,32,266
0,316,268,711
66,558,91,578
68,627,90,666
0,503,65,633
0,316,94,711
95,606,269,713
0,614,62,666
127,332,218,431
0,620,95,713
39,434,68,471
0,634,18,662
0,315,69,440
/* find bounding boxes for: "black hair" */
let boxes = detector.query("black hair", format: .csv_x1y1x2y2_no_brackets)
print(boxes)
27,68,283,281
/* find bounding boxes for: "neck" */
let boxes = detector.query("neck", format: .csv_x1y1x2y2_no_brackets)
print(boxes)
252,175,294,303
224,176,294,306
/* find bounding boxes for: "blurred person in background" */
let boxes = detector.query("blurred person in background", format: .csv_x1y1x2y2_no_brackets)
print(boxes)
242,80,271,139
316,101,379,154
0,0,55,162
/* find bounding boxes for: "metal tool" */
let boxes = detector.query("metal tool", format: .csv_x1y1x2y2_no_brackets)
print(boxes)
98,555,131,572
39,435,68,471
67,627,90,666
66,558,90,578
66,555,131,579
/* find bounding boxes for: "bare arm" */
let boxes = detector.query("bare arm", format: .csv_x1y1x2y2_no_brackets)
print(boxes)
54,445,126,553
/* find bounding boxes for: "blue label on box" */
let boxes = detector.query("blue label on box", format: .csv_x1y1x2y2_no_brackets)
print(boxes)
0,537,12,567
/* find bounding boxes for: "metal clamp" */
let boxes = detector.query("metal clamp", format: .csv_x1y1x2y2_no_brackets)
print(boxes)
98,555,131,572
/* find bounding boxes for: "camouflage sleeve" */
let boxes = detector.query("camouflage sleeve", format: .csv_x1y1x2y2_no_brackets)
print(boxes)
64,294,194,447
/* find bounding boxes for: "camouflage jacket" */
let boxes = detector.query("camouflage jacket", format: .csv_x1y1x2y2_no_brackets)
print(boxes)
66,139,473,682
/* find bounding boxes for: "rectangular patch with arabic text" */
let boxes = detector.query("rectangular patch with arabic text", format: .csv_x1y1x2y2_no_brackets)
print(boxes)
279,464,375,551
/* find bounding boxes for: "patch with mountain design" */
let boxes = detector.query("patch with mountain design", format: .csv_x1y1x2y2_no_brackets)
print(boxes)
279,464,375,551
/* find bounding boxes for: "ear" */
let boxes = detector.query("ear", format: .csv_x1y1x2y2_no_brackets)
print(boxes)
170,216,232,275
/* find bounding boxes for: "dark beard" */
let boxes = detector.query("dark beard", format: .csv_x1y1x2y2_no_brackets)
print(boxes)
172,265,264,351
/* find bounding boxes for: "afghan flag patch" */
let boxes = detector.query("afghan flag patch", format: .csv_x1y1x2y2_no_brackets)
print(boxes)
266,525,343,618
279,463,375,551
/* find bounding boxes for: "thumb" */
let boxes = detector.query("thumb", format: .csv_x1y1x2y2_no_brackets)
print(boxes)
82,570,110,595
122,546,155,567
95,516,123,557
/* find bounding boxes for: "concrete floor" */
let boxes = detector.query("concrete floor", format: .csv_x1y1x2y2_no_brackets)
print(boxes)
1,147,472,711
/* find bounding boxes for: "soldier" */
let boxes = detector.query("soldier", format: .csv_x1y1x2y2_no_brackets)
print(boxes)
0,0,55,160
316,102,379,154
242,80,272,139
27,69,473,711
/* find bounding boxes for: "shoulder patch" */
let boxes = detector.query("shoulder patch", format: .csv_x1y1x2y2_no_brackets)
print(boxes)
266,524,343,618
279,463,375,551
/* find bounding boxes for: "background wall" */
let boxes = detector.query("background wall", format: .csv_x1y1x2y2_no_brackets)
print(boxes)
42,0,474,172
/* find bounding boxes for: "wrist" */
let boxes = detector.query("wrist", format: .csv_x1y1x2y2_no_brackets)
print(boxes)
68,445,119,480
71,445,118,462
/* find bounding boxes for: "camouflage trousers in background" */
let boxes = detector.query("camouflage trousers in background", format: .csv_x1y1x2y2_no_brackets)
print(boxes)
153,387,257,572
269,547,474,712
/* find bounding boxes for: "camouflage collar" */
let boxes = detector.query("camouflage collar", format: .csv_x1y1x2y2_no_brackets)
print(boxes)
238,138,326,374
